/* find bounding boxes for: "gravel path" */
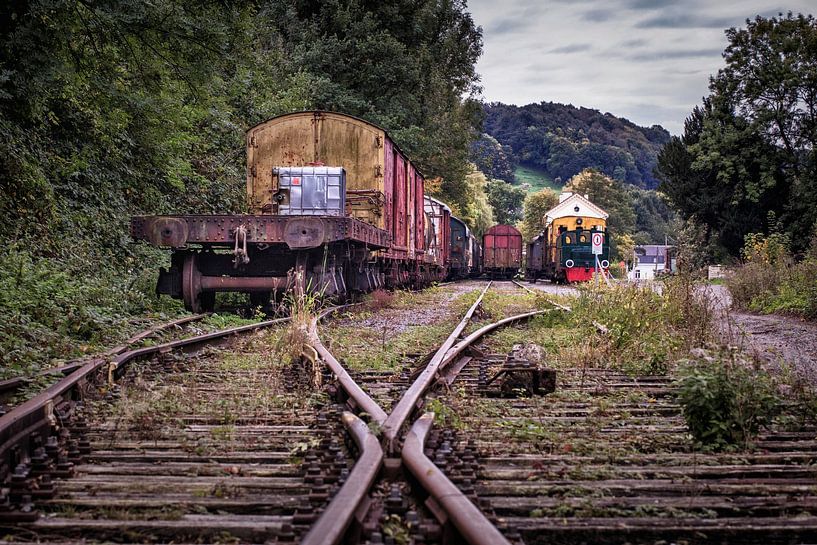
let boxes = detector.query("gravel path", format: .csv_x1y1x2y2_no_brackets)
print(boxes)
711,285,817,383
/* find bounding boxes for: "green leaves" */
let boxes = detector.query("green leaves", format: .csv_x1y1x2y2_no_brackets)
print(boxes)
677,349,780,450
658,13,817,256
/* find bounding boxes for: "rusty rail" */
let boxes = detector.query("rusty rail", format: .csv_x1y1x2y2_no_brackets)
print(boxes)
511,279,535,294
440,309,548,369
380,282,492,452
403,413,512,545
306,282,554,544
300,412,383,545
0,313,295,500
0,314,208,397
307,317,388,424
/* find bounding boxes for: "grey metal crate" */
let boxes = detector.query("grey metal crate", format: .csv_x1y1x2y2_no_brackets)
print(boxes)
273,166,346,216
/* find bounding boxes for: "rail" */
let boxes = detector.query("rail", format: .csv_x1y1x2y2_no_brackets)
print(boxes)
0,311,313,512
306,281,555,544
307,317,388,424
402,413,512,545
0,313,208,396
300,411,383,545
380,281,491,452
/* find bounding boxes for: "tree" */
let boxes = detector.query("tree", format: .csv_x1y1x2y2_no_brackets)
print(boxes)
520,189,559,241
565,169,636,235
657,13,816,256
452,168,494,237
486,179,526,224
482,101,671,188
470,134,516,182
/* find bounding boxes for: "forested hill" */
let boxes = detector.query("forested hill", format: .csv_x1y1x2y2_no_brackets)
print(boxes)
483,102,671,189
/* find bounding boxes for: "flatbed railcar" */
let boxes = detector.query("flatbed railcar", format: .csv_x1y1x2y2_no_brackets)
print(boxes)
131,111,446,312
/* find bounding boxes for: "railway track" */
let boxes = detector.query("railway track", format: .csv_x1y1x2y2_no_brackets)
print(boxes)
3,281,815,544
0,314,210,408
426,326,817,544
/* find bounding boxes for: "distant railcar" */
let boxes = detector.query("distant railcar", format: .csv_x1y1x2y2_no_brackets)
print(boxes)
526,233,546,282
424,196,451,280
482,224,523,279
470,236,483,277
448,215,472,280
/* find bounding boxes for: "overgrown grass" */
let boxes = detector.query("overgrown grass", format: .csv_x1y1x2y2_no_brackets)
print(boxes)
514,164,561,193
726,232,817,319
561,276,714,375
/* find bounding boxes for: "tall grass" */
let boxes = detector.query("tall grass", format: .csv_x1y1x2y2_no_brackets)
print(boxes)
726,232,817,319
564,274,714,375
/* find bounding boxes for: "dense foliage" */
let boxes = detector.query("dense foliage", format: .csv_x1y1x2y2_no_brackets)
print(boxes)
0,0,483,373
519,189,558,241
486,179,526,225
657,13,817,257
469,133,516,182
483,102,671,188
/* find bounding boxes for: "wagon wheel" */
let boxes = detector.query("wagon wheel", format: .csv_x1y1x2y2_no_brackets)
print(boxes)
182,253,214,313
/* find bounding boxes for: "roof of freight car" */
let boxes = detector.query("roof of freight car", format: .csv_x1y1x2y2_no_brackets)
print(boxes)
425,195,451,214
484,224,522,237
450,215,470,236
247,110,423,176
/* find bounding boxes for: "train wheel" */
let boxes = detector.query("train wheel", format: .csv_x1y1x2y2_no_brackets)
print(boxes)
182,253,204,313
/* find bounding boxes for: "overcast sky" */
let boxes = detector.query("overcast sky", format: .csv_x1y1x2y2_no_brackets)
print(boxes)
467,0,814,134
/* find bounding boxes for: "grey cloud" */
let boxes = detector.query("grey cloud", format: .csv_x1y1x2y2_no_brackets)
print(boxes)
624,0,681,9
628,48,725,62
487,16,532,35
582,8,616,22
549,43,593,54
635,13,738,29
620,38,647,48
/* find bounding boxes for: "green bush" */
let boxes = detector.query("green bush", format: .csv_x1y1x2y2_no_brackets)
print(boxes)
0,247,181,378
727,231,817,319
677,348,779,450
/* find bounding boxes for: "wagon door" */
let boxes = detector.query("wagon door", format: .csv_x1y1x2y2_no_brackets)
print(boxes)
414,171,425,255
392,152,408,251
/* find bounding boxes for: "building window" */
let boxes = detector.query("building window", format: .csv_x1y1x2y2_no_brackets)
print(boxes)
635,269,641,279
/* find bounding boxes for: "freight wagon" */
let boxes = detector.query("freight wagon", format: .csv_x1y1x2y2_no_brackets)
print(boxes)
482,224,523,279
131,111,446,311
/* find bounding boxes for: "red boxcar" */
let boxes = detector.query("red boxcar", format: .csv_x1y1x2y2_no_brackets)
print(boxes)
483,224,522,279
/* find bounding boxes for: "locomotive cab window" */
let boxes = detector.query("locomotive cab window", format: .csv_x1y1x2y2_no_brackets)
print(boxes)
579,235,587,243
565,235,572,244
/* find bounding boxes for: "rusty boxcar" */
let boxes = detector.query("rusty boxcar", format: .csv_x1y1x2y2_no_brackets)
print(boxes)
482,224,523,279
131,111,447,311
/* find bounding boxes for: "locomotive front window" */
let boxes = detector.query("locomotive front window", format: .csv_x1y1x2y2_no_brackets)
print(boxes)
579,235,587,243
565,235,572,244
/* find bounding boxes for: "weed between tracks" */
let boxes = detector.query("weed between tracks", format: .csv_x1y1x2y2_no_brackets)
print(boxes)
433,280,814,453
323,287,461,372
92,324,326,449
